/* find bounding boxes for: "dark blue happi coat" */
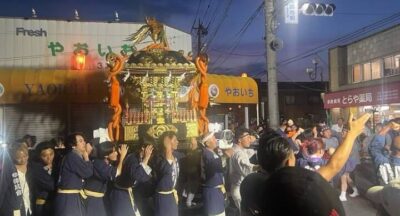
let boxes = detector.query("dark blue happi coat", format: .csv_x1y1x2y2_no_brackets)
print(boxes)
29,161,57,216
0,150,29,216
201,148,226,215
85,159,117,216
153,153,180,216
108,153,151,216
54,150,93,216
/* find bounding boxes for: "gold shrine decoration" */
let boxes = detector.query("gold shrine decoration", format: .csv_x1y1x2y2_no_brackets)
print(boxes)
124,125,139,141
185,122,199,138
146,124,178,139
123,123,197,141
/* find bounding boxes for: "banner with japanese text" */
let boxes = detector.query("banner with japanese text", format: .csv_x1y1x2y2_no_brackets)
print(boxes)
323,81,400,109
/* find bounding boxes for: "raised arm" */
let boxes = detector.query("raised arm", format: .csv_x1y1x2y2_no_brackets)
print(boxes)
116,144,129,177
318,113,371,181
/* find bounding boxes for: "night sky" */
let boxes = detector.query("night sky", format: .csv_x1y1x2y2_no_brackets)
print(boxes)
1,0,400,81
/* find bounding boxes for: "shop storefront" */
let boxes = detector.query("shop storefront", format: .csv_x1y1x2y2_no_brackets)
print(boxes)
206,74,259,129
0,68,108,143
324,81,400,123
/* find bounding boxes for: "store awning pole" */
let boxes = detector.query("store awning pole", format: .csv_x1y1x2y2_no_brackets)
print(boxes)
261,102,265,120
225,114,229,130
245,106,249,129
256,103,260,126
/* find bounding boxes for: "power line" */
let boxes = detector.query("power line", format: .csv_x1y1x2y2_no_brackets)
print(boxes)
211,2,264,68
201,0,213,24
210,48,264,57
205,0,224,31
336,12,393,16
278,11,400,67
191,0,204,34
203,0,233,51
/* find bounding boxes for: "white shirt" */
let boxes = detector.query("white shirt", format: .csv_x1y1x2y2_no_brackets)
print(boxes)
331,124,343,133
17,170,31,215
229,144,255,187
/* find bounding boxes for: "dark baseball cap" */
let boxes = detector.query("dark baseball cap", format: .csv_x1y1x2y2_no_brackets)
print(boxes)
262,167,345,216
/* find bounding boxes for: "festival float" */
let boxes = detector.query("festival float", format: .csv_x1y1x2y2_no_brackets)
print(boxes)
105,17,209,143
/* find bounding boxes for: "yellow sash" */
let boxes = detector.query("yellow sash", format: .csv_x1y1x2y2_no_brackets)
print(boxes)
215,184,226,194
114,184,135,211
83,189,105,198
35,198,46,205
157,189,179,204
57,189,87,199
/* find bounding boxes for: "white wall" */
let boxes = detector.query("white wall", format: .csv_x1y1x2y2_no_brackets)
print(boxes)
0,18,192,70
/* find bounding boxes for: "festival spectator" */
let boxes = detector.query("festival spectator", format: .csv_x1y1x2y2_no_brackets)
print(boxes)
229,128,259,211
297,138,326,171
240,113,370,215
22,134,36,149
364,120,374,137
181,137,202,208
369,121,400,185
338,127,361,201
319,125,339,154
332,117,344,133
276,119,299,152
366,179,400,216
261,167,345,216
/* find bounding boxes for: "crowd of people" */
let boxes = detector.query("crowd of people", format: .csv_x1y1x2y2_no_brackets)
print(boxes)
0,112,399,216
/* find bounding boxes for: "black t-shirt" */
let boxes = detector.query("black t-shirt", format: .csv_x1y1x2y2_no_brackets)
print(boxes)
240,171,269,216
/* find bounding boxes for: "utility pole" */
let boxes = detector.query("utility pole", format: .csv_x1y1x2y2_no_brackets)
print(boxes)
264,0,279,129
193,21,208,56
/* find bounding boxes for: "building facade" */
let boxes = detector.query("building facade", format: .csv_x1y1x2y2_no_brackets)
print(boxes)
0,17,192,143
327,24,400,124
260,82,326,128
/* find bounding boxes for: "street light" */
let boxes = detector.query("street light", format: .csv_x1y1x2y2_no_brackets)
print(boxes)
305,59,323,82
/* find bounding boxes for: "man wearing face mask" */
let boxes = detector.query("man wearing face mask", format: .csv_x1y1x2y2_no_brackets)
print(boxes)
229,128,260,211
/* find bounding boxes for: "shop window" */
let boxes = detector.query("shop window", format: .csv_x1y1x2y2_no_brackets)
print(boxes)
308,95,321,105
352,64,362,83
383,55,400,77
363,62,371,81
285,95,296,105
371,59,382,80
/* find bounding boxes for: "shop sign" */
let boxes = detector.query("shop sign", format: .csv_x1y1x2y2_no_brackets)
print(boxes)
47,41,134,57
324,81,400,109
16,27,47,37
207,74,258,104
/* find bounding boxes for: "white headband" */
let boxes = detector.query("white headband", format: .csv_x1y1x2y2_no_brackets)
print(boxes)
201,132,215,145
